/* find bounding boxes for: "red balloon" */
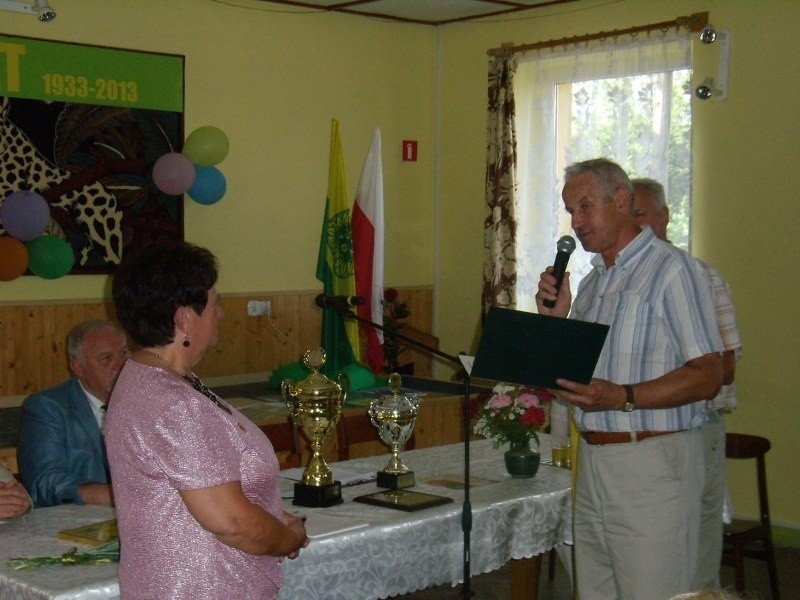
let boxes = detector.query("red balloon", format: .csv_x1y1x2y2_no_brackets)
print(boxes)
0,236,29,281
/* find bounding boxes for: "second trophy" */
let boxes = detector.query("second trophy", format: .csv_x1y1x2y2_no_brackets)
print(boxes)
368,373,420,489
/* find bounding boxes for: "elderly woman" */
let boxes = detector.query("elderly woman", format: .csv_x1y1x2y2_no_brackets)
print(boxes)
106,241,307,599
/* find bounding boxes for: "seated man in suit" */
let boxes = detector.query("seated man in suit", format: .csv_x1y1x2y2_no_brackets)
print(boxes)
0,465,31,519
18,319,128,507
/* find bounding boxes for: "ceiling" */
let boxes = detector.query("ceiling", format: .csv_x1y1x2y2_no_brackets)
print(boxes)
258,0,582,26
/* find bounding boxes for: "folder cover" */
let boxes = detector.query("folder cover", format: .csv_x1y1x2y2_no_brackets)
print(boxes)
472,307,609,390
57,519,118,545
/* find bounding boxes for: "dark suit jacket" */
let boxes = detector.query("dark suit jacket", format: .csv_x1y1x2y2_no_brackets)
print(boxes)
18,379,109,507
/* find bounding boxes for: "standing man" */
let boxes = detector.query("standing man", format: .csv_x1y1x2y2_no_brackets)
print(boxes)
18,319,128,507
537,158,723,599
633,177,742,590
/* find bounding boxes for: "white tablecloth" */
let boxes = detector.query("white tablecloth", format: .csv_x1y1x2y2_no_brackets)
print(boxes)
0,437,572,600
0,504,118,600
278,437,572,599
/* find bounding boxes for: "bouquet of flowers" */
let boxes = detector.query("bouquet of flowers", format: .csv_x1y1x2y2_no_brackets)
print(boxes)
471,383,553,449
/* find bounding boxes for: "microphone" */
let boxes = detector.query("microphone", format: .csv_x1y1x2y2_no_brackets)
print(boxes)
543,235,576,308
315,294,365,310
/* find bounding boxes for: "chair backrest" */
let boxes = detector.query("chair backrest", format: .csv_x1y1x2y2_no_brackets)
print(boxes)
259,420,302,469
725,432,772,525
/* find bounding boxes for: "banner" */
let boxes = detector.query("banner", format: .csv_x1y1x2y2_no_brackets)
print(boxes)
0,34,184,275
315,119,360,376
0,34,183,110
352,126,384,374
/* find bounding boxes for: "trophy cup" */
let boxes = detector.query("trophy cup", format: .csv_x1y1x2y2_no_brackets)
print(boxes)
368,373,420,489
282,348,347,507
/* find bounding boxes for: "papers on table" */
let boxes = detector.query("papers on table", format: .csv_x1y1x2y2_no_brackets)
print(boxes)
280,467,376,487
298,513,370,538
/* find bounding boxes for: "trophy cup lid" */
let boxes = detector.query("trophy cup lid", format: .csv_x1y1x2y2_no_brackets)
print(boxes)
372,372,419,414
284,348,346,403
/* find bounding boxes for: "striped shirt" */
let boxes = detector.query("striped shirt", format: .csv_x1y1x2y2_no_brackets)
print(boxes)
701,260,742,412
571,227,723,432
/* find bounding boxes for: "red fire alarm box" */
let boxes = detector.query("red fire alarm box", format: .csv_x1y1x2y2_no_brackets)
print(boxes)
402,140,418,162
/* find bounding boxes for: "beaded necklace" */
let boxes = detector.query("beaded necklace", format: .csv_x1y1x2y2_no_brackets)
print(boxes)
141,350,231,414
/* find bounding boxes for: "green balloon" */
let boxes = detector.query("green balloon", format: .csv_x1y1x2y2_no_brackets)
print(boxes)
26,236,75,279
183,126,229,166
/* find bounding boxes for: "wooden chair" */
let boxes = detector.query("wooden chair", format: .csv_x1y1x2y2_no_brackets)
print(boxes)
336,412,416,462
721,432,780,599
259,420,302,470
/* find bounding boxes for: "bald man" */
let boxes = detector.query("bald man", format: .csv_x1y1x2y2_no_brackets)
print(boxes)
18,320,128,508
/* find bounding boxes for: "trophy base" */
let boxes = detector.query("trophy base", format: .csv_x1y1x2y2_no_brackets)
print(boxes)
293,481,343,507
377,470,415,490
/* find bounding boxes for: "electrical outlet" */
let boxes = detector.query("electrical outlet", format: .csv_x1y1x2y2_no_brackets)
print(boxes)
247,300,271,317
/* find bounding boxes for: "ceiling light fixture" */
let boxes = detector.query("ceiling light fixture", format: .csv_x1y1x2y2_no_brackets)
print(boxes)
0,0,56,22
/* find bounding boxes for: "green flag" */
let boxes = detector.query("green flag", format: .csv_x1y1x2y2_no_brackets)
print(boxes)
316,119,360,376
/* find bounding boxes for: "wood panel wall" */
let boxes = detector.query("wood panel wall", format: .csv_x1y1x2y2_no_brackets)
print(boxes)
0,287,434,399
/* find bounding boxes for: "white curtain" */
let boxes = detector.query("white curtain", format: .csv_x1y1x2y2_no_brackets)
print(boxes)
513,32,692,312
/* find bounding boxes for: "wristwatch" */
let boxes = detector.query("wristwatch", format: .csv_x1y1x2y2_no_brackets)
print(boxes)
622,384,636,412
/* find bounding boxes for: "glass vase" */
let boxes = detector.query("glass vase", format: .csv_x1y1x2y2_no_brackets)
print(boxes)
504,440,540,479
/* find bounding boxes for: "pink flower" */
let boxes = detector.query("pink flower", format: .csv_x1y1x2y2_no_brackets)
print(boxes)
489,393,512,409
516,393,540,408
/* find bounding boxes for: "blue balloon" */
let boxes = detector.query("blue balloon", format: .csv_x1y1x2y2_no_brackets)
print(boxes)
187,166,226,205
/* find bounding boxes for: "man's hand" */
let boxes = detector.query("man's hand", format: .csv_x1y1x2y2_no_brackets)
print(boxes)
555,378,625,412
535,267,571,317
0,479,32,519
78,482,114,506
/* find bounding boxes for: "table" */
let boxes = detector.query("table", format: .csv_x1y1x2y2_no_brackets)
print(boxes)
0,504,118,599
0,438,572,600
278,437,572,599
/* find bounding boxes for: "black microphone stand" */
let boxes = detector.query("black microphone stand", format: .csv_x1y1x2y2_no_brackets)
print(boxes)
329,305,476,599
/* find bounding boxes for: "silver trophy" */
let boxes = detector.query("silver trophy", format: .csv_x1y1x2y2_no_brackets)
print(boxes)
369,373,420,489
282,348,347,507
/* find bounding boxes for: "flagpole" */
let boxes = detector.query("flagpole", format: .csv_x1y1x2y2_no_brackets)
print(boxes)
330,305,475,599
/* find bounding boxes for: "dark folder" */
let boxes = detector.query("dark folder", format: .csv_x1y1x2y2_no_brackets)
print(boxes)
471,307,609,389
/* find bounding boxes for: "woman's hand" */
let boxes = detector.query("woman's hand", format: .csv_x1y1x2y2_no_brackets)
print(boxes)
180,481,308,557
280,511,309,561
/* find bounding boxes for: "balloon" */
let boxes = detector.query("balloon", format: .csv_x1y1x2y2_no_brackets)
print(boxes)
152,152,196,195
188,166,226,205
0,190,50,241
26,235,75,279
0,236,29,281
183,126,229,166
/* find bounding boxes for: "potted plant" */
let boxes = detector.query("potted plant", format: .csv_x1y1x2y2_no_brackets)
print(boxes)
471,383,553,478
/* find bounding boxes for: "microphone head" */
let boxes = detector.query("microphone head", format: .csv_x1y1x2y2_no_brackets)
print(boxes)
556,235,576,254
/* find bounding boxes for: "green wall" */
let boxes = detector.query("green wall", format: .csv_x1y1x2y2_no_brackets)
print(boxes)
3,0,799,528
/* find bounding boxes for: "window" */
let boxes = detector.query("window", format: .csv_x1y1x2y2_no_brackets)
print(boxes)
513,34,692,312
